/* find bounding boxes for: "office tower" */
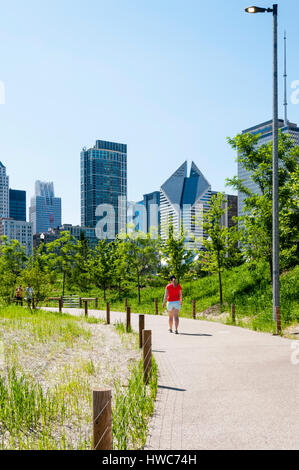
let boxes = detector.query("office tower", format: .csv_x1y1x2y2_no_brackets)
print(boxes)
81,140,127,239
127,192,160,236
0,218,33,256
127,200,146,233
9,189,26,222
29,181,62,234
238,119,299,217
143,191,160,235
160,161,211,250
211,192,238,229
0,162,9,219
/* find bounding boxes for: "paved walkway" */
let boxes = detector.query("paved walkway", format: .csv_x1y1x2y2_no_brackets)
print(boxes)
44,307,299,450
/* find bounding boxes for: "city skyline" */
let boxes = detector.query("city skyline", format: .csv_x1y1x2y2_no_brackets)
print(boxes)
0,0,298,225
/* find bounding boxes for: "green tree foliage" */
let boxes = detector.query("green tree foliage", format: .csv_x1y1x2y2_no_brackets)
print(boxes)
0,237,27,303
226,131,299,275
122,232,160,304
198,192,241,305
20,244,53,306
71,232,91,293
88,240,116,301
46,231,78,296
113,238,130,299
160,223,194,283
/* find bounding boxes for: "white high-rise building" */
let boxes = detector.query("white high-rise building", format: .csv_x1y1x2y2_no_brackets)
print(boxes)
0,218,33,256
160,161,211,250
0,162,9,219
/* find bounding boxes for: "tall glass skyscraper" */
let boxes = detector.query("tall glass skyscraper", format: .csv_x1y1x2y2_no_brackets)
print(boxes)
81,140,127,238
29,181,62,234
9,189,26,222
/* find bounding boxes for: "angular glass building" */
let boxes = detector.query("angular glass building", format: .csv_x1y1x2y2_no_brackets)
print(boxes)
160,161,211,250
81,140,127,239
29,181,62,234
9,189,26,222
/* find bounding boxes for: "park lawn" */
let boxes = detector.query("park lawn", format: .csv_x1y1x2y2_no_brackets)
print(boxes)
0,306,157,450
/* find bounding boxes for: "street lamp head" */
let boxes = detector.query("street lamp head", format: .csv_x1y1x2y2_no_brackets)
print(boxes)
245,5,270,13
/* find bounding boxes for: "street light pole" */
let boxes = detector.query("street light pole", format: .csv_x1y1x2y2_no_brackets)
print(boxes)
245,4,280,333
272,4,280,331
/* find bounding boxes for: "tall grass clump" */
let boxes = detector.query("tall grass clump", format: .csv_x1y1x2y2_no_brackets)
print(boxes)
112,358,158,450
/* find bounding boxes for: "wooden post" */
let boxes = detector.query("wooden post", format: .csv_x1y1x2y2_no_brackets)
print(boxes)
142,330,152,385
84,300,88,317
92,389,112,450
126,306,131,332
139,314,145,349
79,297,82,308
59,297,62,313
106,302,110,325
154,299,158,315
125,297,127,309
276,306,281,334
231,304,236,323
192,300,196,319
95,297,98,308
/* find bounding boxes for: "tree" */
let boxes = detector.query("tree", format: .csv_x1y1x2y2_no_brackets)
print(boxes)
0,237,27,303
123,232,160,304
71,233,91,293
226,131,299,276
160,222,194,283
88,240,115,301
198,192,241,305
20,244,53,307
46,231,78,296
113,238,130,299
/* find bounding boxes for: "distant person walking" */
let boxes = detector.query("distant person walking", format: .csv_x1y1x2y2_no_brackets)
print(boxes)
15,285,23,306
162,275,182,334
25,285,34,309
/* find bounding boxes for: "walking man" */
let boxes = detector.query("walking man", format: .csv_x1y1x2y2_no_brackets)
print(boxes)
162,275,182,334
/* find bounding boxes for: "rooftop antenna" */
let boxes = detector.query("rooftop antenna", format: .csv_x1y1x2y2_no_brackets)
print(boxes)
283,30,288,126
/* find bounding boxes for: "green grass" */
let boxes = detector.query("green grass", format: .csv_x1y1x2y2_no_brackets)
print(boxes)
112,358,158,450
53,263,299,334
0,305,92,346
0,305,158,450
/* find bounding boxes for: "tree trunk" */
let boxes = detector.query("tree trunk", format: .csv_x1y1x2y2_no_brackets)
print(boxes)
103,284,106,301
62,271,66,297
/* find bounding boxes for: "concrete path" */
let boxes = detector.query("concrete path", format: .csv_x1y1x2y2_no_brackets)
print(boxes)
43,307,299,450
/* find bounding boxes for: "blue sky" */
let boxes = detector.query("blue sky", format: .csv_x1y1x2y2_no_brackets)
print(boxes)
0,0,298,225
